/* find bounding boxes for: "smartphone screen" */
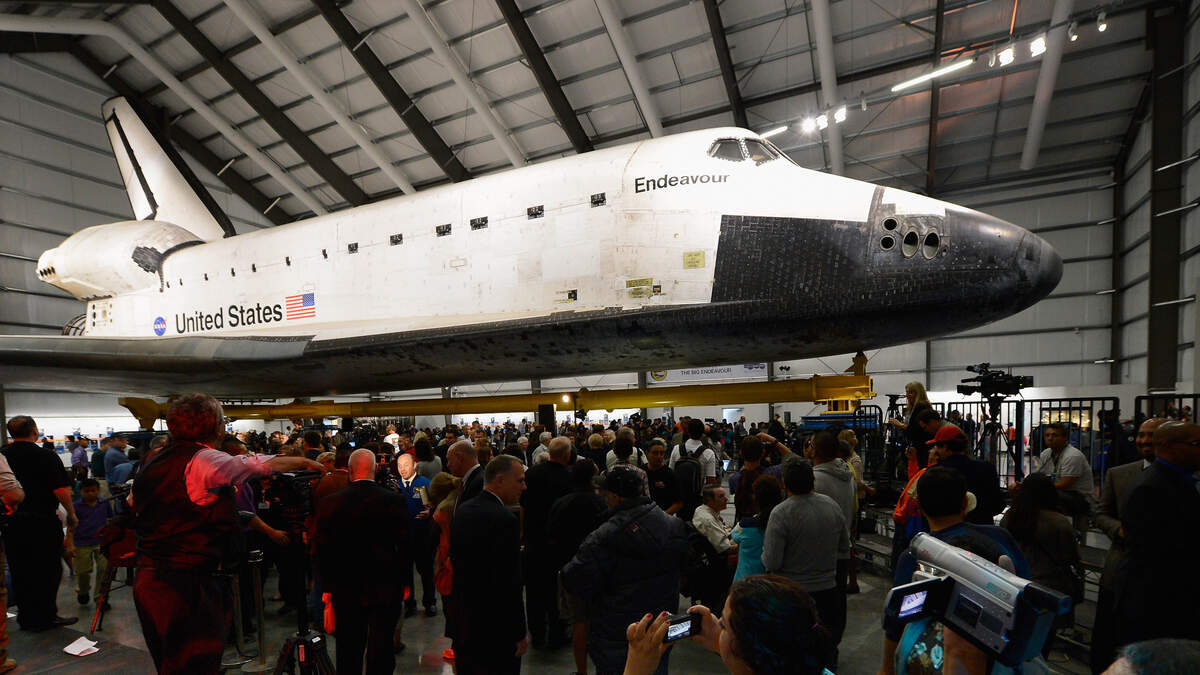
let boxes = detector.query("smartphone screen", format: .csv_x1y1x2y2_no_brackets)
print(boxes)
664,613,698,643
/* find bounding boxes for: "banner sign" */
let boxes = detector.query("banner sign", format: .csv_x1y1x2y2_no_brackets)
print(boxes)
648,363,769,383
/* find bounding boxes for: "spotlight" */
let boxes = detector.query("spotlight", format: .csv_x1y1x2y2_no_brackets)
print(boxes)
1068,20,1078,42
860,94,867,111
1097,11,1107,32
998,46,1015,66
1030,35,1046,57
833,106,847,124
988,52,996,67
561,394,570,403
800,117,818,133
815,114,829,130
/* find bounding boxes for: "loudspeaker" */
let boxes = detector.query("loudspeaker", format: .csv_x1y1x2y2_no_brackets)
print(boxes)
537,404,555,431
341,417,354,431
784,411,792,425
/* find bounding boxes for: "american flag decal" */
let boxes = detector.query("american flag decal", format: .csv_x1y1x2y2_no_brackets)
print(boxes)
286,292,316,320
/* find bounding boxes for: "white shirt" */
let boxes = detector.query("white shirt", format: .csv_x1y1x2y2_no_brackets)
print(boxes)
185,448,274,506
668,439,717,478
1033,445,1095,503
692,503,732,553
384,433,400,448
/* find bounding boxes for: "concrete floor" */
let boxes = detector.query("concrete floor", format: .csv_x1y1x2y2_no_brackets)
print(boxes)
6,563,894,674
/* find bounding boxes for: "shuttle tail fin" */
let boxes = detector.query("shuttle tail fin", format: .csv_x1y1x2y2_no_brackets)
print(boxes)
101,97,234,241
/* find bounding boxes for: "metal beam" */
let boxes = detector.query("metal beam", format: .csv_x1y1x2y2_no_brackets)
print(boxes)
1147,6,1184,390
494,0,592,154
314,0,472,181
595,0,663,137
154,0,369,207
925,0,945,195
700,0,746,128
0,32,74,53
1019,0,1075,170
394,0,526,167
67,42,292,226
809,0,844,174
119,374,876,425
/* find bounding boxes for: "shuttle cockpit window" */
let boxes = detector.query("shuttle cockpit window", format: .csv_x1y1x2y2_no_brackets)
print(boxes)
743,139,780,165
762,138,798,166
709,138,746,162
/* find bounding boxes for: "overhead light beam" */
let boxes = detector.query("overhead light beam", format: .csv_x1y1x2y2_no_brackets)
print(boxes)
890,58,974,92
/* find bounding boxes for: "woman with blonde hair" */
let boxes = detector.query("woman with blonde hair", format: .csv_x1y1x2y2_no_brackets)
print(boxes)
887,381,935,477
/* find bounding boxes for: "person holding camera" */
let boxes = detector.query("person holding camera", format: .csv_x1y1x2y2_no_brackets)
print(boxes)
621,575,834,675
561,465,689,675
130,393,323,674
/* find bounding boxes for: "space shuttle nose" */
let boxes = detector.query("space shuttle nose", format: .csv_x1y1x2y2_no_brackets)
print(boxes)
1030,234,1063,299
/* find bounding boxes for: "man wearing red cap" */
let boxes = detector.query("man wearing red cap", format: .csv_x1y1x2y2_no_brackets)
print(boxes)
927,424,1003,525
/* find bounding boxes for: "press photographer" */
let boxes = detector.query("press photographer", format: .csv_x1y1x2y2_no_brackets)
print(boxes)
130,393,324,674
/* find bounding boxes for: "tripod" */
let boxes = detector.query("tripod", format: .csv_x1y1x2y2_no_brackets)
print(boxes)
269,476,335,675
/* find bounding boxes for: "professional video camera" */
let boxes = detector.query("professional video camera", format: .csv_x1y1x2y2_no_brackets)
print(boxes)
883,533,1070,670
263,469,322,521
956,363,1033,398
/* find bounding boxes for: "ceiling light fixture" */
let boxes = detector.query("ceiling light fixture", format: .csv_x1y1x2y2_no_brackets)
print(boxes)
1068,21,1079,41
890,58,975,92
1030,35,1047,57
833,106,847,124
801,117,818,133
998,46,1015,66
761,126,788,139
1097,11,1107,32
1094,358,1115,364
815,114,829,130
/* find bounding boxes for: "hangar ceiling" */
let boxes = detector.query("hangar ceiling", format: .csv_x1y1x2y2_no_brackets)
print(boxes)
0,0,1157,223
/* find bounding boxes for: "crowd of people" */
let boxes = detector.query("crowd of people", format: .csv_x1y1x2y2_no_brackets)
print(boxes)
0,384,1197,675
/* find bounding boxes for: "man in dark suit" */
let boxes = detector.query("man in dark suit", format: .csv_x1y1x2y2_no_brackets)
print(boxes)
1091,417,1164,673
447,440,483,503
449,455,528,674
316,448,410,675
521,436,574,648
1114,421,1200,648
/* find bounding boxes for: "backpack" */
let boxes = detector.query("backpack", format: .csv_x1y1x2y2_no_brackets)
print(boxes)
673,442,707,505
680,521,721,600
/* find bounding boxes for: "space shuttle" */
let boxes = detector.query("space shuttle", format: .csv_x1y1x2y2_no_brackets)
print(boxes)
0,97,1062,397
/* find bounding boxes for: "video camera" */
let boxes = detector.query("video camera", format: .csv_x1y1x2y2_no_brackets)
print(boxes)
262,470,322,523
956,363,1033,399
883,533,1070,668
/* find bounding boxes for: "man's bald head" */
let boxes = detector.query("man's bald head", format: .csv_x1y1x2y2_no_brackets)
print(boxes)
446,439,479,477
547,436,571,463
1136,417,1168,461
348,448,376,481
1154,421,1200,471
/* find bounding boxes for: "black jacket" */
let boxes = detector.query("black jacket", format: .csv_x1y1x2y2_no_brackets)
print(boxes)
938,453,1003,525
520,461,573,554
546,489,608,573
459,464,484,504
1115,461,1200,643
561,496,688,671
315,480,410,606
450,490,526,655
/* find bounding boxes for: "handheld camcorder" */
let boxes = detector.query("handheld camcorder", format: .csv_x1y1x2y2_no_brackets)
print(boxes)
883,533,1071,668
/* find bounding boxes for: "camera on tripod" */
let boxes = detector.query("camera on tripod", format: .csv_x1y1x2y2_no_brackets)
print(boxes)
956,363,1033,398
264,470,322,522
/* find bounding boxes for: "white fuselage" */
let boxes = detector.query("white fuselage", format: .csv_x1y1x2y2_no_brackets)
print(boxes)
77,127,926,341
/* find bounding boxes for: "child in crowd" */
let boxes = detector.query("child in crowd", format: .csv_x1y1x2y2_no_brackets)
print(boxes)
73,478,113,607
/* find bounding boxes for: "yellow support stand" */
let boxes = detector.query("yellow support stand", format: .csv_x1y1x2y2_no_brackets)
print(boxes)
119,354,875,425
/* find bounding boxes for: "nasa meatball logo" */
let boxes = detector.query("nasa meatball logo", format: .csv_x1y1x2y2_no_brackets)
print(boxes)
153,317,167,336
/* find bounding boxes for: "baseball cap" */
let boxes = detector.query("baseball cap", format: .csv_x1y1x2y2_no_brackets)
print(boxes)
927,424,966,445
599,465,643,499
